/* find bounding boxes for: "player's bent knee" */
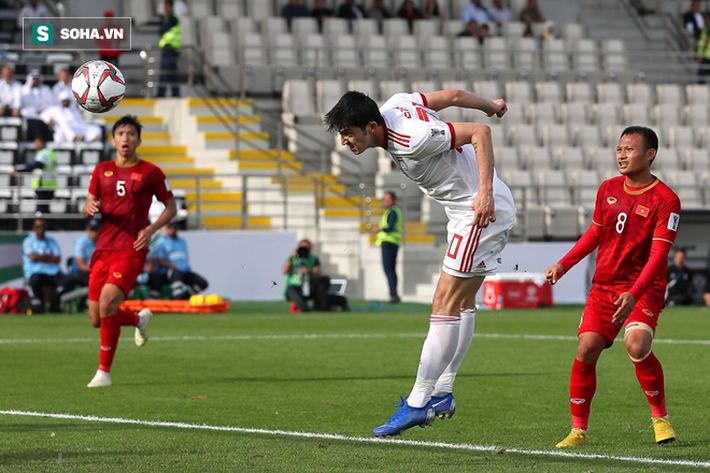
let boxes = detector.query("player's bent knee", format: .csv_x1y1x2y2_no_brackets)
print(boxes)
625,322,654,361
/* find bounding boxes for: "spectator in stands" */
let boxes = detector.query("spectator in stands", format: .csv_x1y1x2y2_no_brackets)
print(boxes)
283,239,330,312
97,10,125,64
20,70,53,141
487,0,513,27
697,18,710,83
40,91,103,143
51,68,72,105
478,22,490,45
422,0,445,29
337,0,367,22
462,0,491,27
520,0,545,36
666,248,695,306
538,20,557,48
397,0,422,33
373,191,402,304
157,0,181,98
157,0,188,17
457,20,479,39
368,0,392,24
10,133,56,215
153,220,209,300
282,0,311,30
22,218,79,313
0,65,21,117
684,0,705,41
72,219,100,288
312,0,335,33
17,0,48,30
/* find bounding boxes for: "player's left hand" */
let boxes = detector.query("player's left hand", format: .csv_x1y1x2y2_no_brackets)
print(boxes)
133,227,154,251
612,292,636,324
471,190,496,228
485,99,507,118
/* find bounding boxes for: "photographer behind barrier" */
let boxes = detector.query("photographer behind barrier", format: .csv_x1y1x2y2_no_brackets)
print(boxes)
283,239,330,312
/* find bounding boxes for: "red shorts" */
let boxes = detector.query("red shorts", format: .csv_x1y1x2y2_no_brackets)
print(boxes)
88,249,146,301
579,284,664,346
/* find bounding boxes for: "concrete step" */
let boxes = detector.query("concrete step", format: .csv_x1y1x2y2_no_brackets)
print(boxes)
187,97,253,116
105,98,155,116
203,131,270,150
169,179,223,189
141,156,195,167
196,115,262,133
201,215,272,229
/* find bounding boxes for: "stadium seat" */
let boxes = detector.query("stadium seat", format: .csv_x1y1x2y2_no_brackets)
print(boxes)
0,142,17,165
362,34,390,71
535,81,563,103
271,33,299,67
423,36,455,78
538,169,580,239
600,39,627,71
503,169,545,240
453,37,482,72
246,0,273,20
596,82,625,103
207,32,234,67
56,164,72,188
282,80,318,126
656,84,685,105
683,149,710,173
489,123,506,147
230,17,257,43
316,80,345,116
483,37,512,73
622,103,651,126
509,124,539,147
48,143,74,166
198,16,226,47
393,36,425,80
332,34,363,79
239,33,272,94
653,104,681,129
572,124,603,148
383,18,410,47
592,103,620,129
586,146,617,173
353,19,378,45
684,104,710,128
216,0,241,18
442,19,464,38
560,102,590,125
566,82,594,103
501,21,527,39
473,80,502,101
573,39,601,75
686,83,710,104
514,37,539,75
322,18,350,43
189,0,212,18
0,117,22,142
695,126,710,148
666,126,695,149
542,39,570,72
413,19,439,47
528,102,559,125
554,146,586,170
604,125,627,148
560,23,586,49
506,82,533,104
348,79,379,101
626,82,654,104
411,80,437,94
520,145,553,170
503,103,528,125
493,146,521,174
653,148,681,172
50,188,71,214
380,81,408,102
540,124,570,148
46,53,73,75
571,169,600,229
291,17,319,44
668,170,703,208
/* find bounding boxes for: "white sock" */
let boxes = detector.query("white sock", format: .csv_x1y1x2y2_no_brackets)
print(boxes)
407,315,460,408
432,308,476,397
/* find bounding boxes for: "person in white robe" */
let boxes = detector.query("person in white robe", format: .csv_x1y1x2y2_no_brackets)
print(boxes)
40,91,102,143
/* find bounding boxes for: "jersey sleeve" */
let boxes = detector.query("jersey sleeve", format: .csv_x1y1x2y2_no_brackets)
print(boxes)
151,167,174,202
88,165,101,197
591,181,607,226
652,191,681,245
405,119,456,159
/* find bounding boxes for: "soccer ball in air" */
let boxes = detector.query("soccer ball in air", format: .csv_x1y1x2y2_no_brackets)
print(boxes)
71,60,126,114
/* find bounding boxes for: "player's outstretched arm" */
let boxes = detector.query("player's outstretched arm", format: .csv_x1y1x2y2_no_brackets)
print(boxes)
134,198,177,251
83,193,100,218
423,90,507,118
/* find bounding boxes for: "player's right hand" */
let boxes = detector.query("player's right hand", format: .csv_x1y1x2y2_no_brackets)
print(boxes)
544,263,565,285
83,200,100,218
486,99,507,118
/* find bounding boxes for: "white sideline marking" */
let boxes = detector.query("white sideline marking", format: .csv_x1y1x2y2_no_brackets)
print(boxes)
1,333,709,345
0,410,707,469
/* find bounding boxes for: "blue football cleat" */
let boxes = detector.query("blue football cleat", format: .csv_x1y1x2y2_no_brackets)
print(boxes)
372,396,436,437
429,393,456,419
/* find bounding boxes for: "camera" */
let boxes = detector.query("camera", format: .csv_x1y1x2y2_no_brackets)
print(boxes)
297,246,310,258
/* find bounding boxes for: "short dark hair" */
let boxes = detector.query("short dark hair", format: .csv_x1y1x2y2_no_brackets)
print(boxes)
112,115,143,139
620,125,658,164
384,190,397,202
324,91,383,133
165,0,174,6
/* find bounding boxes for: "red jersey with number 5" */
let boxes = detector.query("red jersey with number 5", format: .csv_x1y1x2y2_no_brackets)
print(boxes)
88,160,173,253
591,175,680,292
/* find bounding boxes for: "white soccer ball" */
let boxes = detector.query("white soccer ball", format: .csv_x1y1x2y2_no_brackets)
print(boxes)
71,60,126,114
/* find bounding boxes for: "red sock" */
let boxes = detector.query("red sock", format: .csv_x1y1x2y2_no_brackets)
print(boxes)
115,308,140,326
633,351,667,418
570,359,597,431
98,315,121,373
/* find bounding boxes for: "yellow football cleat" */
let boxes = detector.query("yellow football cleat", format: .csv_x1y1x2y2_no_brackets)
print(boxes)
652,417,676,444
555,428,587,448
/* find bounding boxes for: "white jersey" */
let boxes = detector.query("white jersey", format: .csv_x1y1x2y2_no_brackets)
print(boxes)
379,92,515,216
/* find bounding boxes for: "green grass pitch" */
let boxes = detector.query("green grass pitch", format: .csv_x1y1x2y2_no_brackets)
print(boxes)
1,302,709,472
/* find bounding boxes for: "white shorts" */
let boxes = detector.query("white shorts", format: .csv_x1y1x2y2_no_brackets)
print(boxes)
442,205,513,278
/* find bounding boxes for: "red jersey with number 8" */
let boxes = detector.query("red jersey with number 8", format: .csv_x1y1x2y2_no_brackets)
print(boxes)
89,160,173,253
591,175,680,292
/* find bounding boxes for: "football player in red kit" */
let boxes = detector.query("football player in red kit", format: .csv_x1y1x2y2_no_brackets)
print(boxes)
546,126,680,447
83,115,177,388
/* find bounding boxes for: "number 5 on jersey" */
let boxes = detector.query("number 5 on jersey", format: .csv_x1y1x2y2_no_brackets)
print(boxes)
117,180,126,197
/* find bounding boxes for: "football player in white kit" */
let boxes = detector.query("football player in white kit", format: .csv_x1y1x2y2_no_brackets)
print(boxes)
325,90,516,437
